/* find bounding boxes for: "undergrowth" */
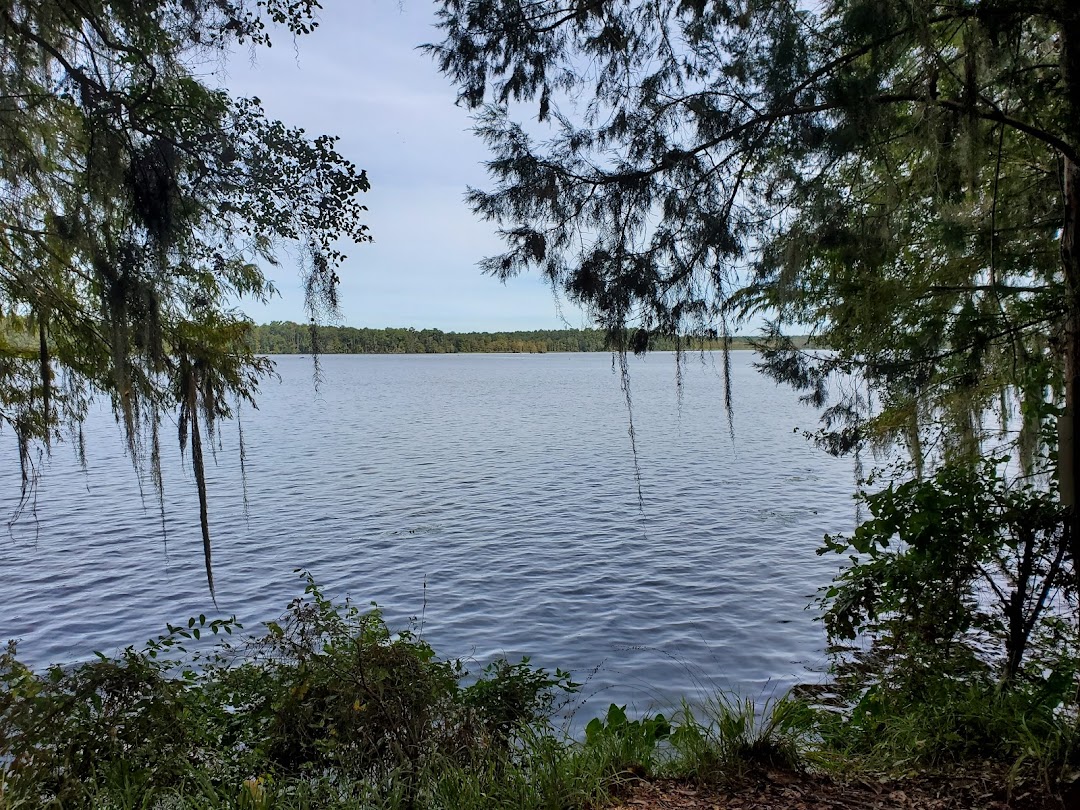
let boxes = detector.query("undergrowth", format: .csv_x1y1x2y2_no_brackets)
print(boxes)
2,573,1079,809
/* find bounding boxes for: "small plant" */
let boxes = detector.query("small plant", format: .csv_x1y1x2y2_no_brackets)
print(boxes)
462,657,578,750
668,693,813,780
583,703,671,781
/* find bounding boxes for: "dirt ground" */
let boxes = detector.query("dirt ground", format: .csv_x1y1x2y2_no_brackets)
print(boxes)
608,768,1068,810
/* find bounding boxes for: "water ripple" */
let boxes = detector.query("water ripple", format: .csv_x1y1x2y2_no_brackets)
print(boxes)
1,352,855,717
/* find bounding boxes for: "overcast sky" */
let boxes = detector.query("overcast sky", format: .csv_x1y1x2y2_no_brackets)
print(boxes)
216,0,589,332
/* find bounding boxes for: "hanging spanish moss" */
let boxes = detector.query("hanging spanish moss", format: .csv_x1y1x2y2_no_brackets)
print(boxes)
0,0,371,594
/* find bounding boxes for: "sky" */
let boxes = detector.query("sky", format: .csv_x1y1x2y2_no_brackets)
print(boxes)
216,0,590,332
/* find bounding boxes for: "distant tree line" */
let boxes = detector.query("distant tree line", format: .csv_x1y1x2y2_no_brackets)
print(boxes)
248,321,764,354
0,313,783,357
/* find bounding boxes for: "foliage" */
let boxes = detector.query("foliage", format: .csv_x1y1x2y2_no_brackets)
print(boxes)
667,694,813,780
819,460,1071,682
0,615,239,806
583,703,671,780
0,574,579,808
745,9,1068,459
810,459,1080,776
425,0,1077,467
812,653,1080,773
463,657,577,748
577,696,815,789
228,586,463,780
0,1,371,594
248,320,760,354
3,585,1075,808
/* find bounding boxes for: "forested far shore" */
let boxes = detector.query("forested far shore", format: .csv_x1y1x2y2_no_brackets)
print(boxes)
250,321,798,354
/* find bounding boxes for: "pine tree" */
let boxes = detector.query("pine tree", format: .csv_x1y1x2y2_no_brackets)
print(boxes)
428,0,1076,488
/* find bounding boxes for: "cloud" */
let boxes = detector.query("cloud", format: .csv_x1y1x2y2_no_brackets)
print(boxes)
221,0,590,330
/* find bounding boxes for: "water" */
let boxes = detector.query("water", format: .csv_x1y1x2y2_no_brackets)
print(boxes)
1,352,856,719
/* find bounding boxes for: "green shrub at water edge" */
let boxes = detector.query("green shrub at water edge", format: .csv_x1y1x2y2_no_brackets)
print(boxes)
808,649,1080,775
0,567,825,810
805,460,1080,780
6,567,1073,808
0,574,578,808
576,694,817,790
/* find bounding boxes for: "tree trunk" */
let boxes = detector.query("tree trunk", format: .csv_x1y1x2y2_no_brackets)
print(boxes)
1062,157,1080,581
1060,5,1080,591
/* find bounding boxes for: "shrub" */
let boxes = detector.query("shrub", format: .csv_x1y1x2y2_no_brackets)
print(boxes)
0,573,578,808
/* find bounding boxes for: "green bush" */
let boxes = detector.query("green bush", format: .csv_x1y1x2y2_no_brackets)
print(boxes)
0,616,235,805
0,574,578,808
667,694,814,780
808,460,1080,778
818,460,1070,684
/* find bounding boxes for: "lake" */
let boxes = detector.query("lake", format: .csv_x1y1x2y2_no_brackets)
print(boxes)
1,351,856,721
